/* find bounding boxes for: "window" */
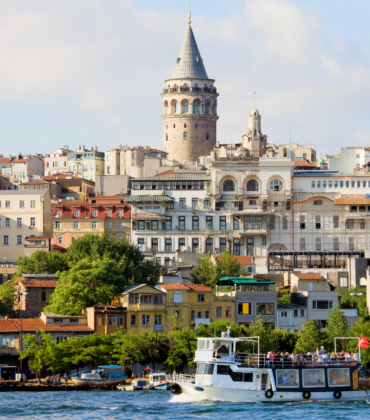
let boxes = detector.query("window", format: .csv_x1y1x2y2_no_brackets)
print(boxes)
333,237,339,250
312,301,333,310
108,315,117,326
197,311,203,319
73,209,79,217
30,200,35,208
311,181,315,188
197,294,205,302
247,180,258,191
351,181,355,188
118,209,123,218
73,221,79,229
151,220,158,230
142,315,150,326
165,217,172,230
91,221,97,229
138,220,145,230
174,310,182,318
257,303,275,315
106,221,111,230
349,237,355,250
179,198,186,209
315,215,321,229
328,368,350,387
224,180,235,191
179,216,185,230
155,314,162,326
333,215,339,228
314,200,322,206
167,201,174,209
281,311,288,317
206,238,213,253
276,369,299,387
220,216,226,230
15,235,22,245
300,215,305,229
247,238,253,256
192,216,199,230
220,238,227,252
55,336,68,344
192,238,199,252
30,217,36,227
226,307,232,317
165,238,172,251
238,302,251,315
205,133,210,140
192,198,198,209
16,218,22,227
216,307,222,317
151,238,158,251
303,369,325,387
282,216,288,229
130,314,137,326
19,200,25,208
5,201,10,208
270,179,283,191
55,221,61,229
204,199,211,209
329,181,333,188
233,218,239,230
334,181,338,188
91,209,97,217
315,238,321,250
357,181,361,188
233,238,240,255
183,132,188,140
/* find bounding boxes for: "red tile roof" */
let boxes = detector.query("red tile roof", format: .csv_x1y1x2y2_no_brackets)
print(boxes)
0,158,11,163
157,282,190,290
106,149,121,152
21,180,50,185
187,283,213,292
293,273,326,280
294,159,315,167
0,319,93,332
12,159,28,163
19,279,58,288
216,255,255,265
155,170,174,176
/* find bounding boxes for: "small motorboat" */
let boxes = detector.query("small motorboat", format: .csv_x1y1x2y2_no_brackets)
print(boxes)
149,372,170,390
71,365,127,388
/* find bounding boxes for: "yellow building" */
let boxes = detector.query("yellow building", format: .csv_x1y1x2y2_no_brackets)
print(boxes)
188,284,213,329
156,283,191,331
67,146,105,182
117,284,166,334
84,304,126,334
213,296,235,324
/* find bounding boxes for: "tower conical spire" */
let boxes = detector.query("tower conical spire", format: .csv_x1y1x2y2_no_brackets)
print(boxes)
172,25,208,79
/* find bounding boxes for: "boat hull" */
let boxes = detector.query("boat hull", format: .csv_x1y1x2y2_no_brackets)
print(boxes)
72,377,126,388
154,383,170,390
175,382,368,403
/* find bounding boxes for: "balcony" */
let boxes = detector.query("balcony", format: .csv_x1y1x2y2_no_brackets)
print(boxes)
132,208,166,218
239,226,267,236
215,285,277,296
162,86,217,94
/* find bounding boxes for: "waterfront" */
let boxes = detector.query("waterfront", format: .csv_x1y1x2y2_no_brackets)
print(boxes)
0,391,369,420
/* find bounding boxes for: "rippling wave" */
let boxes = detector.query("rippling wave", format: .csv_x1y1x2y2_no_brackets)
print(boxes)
0,391,368,420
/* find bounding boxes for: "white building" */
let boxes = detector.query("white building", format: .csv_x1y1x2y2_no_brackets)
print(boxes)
328,147,370,173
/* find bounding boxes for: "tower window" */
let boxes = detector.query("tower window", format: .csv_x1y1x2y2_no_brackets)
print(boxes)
166,125,168,129
205,133,210,140
183,102,189,112
206,124,208,128
183,132,188,140
166,134,168,141
195,124,198,128
184,123,187,128
194,102,199,113
173,124,176,128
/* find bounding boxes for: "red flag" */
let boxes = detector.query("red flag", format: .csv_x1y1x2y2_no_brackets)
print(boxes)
357,336,369,348
254,91,256,94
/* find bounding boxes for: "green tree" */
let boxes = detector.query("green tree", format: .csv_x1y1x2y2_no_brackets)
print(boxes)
325,306,349,351
295,319,326,353
65,234,160,285
277,290,291,305
44,258,127,315
15,250,68,277
190,250,244,289
165,328,198,372
112,331,145,367
0,279,16,315
339,286,367,317
139,331,168,371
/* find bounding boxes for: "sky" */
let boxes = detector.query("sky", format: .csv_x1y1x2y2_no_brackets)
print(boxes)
0,0,370,158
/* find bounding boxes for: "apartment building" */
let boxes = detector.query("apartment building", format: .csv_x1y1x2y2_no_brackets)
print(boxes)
67,146,104,182
328,147,370,173
19,179,61,198
11,156,44,186
43,173,95,201
215,277,278,327
0,190,53,262
44,147,72,176
52,197,131,243
84,304,126,333
267,143,317,162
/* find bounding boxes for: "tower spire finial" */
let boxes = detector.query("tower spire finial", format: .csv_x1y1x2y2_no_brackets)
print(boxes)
188,4,191,25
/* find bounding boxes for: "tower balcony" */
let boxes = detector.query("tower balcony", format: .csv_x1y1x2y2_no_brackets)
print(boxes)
162,86,217,94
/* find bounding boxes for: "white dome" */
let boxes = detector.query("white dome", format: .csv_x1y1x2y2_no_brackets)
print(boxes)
250,108,259,116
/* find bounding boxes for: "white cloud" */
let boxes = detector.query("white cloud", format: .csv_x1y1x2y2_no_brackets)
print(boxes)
0,0,369,155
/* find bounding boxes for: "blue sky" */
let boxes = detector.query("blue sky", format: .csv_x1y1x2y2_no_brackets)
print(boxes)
0,0,369,158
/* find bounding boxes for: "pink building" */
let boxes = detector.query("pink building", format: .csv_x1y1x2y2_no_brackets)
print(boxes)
44,148,72,176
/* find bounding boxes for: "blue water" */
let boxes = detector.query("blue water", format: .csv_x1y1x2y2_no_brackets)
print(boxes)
0,391,369,419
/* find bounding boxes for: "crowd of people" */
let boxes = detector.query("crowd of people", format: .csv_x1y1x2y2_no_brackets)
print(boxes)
45,373,69,385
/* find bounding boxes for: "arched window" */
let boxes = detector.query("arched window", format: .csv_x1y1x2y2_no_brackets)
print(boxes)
194,83,198,87
224,180,235,191
247,180,258,191
184,123,187,128
173,124,176,128
194,102,199,113
175,103,178,112
183,102,188,112
183,132,188,140
205,99,211,113
183,83,188,87
205,133,210,140
270,179,283,192
166,134,168,141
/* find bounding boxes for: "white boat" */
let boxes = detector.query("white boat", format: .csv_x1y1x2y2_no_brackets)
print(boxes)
149,373,170,390
172,330,369,403
71,365,127,388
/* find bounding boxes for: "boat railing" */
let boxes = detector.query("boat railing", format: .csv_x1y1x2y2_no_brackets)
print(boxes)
173,373,195,384
234,353,360,368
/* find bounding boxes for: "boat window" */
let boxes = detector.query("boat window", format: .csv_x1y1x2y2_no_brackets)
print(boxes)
276,369,299,387
244,373,253,382
158,376,166,381
205,364,214,375
303,369,325,387
233,372,243,382
328,368,350,387
206,340,210,349
198,340,205,350
197,364,206,374
217,365,230,375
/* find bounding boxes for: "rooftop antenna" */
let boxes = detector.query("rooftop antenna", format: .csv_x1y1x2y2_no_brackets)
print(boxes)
290,120,291,146
188,4,191,25
254,90,256,109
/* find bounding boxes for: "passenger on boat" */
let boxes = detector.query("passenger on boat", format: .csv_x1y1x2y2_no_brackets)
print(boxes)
290,352,297,364
320,346,326,355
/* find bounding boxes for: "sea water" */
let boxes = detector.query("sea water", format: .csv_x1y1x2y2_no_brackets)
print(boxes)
0,390,368,419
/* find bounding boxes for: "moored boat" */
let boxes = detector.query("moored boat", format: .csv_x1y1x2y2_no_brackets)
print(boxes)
149,373,170,390
173,330,369,403
71,365,127,388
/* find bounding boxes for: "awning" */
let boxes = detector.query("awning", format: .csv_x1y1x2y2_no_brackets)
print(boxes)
219,277,275,285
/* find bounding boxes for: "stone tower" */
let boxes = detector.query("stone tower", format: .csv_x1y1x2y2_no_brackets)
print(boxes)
242,108,267,157
162,12,219,163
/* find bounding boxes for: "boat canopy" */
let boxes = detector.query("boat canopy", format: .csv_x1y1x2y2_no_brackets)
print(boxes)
219,277,275,285
99,365,123,369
